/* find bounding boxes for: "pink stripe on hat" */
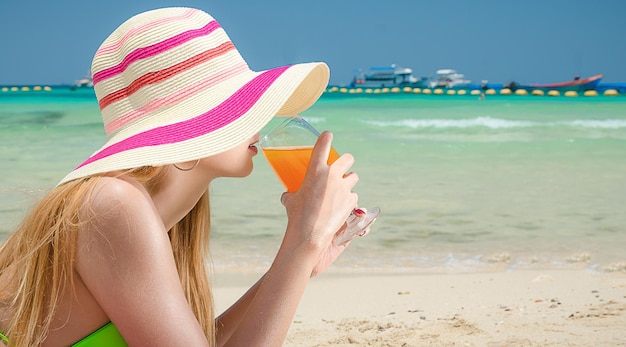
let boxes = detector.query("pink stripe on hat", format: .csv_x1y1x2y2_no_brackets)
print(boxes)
98,41,236,111
77,66,289,169
104,61,249,135
95,8,197,57
92,20,221,85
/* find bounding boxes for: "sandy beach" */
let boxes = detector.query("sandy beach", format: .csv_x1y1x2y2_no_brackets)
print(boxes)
213,270,626,346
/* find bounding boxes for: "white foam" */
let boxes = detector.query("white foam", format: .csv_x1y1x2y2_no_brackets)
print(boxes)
365,117,626,130
366,117,535,129
568,119,626,129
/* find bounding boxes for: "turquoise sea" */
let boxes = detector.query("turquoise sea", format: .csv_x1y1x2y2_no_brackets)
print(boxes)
1,88,625,273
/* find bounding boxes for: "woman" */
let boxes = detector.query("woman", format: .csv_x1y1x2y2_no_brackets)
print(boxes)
0,7,364,346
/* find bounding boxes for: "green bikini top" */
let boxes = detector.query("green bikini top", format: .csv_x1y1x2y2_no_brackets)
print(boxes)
0,322,127,347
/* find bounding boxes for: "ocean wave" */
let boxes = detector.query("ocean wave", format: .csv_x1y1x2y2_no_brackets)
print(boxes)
365,117,626,130
569,119,626,129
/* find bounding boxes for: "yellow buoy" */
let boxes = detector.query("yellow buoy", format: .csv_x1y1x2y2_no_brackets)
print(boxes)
486,89,496,95
422,88,432,94
457,90,467,95
433,89,444,95
403,87,412,93
470,90,481,95
365,88,373,94
603,89,619,96
514,89,528,96
547,90,560,97
381,87,390,93
44,86,52,91
412,88,421,94
531,89,544,96
1,87,8,92
339,87,348,93
391,87,400,93
33,86,42,91
327,86,338,93
10,87,19,92
373,89,381,94
564,91,578,97
446,89,456,95
583,90,598,97
500,88,511,95
21,86,30,92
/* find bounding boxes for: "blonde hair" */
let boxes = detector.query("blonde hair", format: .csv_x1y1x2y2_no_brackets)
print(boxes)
0,167,215,346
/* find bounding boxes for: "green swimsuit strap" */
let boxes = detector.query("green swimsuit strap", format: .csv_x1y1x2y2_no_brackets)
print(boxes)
0,322,126,347
72,322,127,347
0,331,8,344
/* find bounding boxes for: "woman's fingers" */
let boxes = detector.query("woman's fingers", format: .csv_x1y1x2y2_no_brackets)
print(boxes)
309,131,358,190
340,171,359,192
332,207,374,246
309,131,333,169
280,192,289,206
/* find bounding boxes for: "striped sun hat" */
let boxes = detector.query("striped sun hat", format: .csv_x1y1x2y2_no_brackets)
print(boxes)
59,7,329,185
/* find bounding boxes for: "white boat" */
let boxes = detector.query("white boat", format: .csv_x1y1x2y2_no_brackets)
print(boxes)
428,69,471,89
74,78,93,88
70,78,93,91
351,65,427,88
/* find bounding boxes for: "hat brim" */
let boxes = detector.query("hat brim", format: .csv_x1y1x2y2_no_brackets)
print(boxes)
58,62,329,185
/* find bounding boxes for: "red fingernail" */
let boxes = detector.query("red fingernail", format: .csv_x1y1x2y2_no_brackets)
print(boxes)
354,208,366,216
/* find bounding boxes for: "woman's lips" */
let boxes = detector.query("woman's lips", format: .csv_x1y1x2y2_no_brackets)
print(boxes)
249,144,258,154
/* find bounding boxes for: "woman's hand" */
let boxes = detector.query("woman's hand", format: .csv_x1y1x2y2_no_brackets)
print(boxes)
310,209,372,277
280,131,359,256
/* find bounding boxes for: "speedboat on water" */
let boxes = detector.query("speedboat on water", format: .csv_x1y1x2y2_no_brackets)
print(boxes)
350,65,427,88
428,69,472,89
511,74,603,92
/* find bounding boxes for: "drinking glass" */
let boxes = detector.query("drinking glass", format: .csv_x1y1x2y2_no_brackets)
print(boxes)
259,115,380,246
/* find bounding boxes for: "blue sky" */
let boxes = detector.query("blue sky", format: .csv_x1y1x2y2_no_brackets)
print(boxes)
1,0,624,86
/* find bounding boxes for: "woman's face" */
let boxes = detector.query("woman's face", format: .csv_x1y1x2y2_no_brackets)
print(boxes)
199,133,260,178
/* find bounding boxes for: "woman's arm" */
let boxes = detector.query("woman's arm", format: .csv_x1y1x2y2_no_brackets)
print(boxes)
215,274,264,344
217,132,358,346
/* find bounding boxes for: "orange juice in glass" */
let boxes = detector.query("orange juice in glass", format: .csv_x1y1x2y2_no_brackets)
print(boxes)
262,146,340,192
259,115,379,245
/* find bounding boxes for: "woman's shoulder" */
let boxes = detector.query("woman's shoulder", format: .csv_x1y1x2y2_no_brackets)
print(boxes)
86,175,150,207
80,175,159,230
75,175,169,266
91,174,148,198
